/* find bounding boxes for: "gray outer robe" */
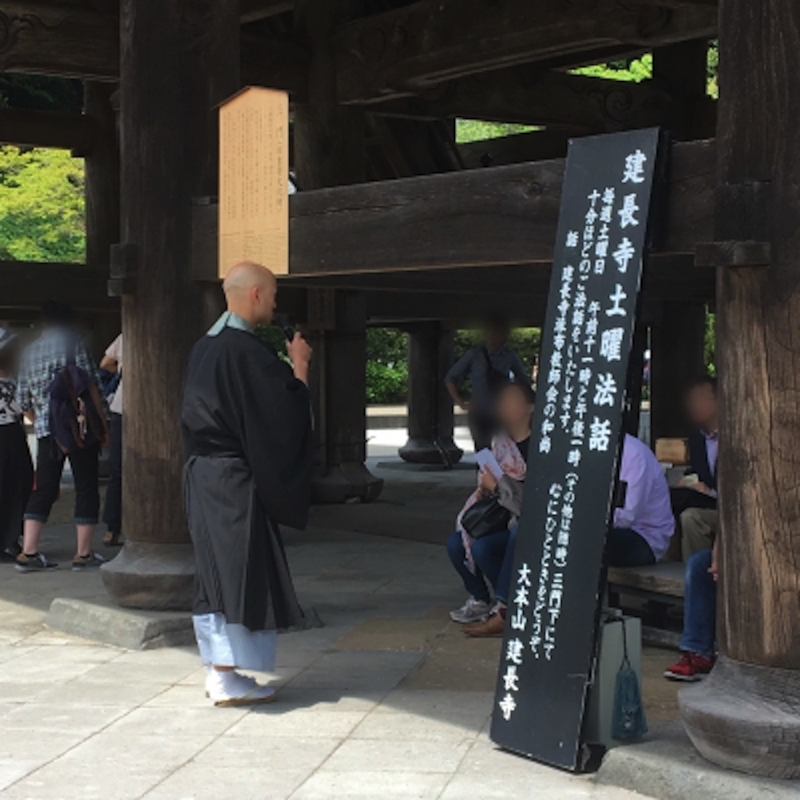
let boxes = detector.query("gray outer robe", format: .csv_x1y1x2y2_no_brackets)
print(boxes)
181,327,312,632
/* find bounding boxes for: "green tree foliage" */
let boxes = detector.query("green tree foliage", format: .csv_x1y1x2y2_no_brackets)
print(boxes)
0,146,86,262
705,310,716,376
0,75,86,263
366,328,408,404
455,120,537,144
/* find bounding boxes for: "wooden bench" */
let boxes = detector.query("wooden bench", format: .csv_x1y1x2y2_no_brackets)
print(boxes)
607,561,686,648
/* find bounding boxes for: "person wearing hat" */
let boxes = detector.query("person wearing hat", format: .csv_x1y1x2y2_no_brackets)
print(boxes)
0,328,33,561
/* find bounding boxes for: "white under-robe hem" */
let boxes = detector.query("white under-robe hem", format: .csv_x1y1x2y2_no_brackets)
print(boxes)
193,612,277,672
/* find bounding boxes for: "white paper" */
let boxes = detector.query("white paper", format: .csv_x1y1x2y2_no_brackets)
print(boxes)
476,449,504,481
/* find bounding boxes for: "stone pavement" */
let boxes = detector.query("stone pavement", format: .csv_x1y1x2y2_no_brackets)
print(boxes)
0,512,653,800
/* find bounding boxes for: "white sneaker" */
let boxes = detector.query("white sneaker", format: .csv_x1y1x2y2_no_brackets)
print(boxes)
207,670,277,707
450,598,492,624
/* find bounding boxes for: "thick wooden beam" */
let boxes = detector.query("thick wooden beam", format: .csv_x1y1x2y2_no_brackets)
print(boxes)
1,2,306,92
281,256,715,304
0,107,98,151
286,138,714,275
0,261,116,310
372,66,717,134
0,1,118,79
334,0,718,103
458,130,574,169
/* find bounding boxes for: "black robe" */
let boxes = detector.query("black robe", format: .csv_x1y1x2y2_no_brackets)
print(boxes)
181,326,312,632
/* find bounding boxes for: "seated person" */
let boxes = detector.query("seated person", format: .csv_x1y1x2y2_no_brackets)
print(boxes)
447,382,534,624
607,434,675,568
664,540,717,681
462,523,519,637
677,377,719,560
466,433,674,637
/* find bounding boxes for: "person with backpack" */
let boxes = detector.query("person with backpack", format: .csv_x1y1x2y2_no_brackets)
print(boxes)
445,318,530,452
14,301,109,572
0,328,33,562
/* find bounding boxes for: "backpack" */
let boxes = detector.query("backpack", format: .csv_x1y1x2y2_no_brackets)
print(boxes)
48,355,106,455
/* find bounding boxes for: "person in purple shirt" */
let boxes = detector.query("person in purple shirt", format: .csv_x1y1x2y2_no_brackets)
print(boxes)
608,434,675,567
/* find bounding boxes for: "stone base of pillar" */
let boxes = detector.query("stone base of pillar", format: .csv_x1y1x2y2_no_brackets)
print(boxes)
312,462,384,504
680,655,800,779
399,436,463,466
101,542,194,612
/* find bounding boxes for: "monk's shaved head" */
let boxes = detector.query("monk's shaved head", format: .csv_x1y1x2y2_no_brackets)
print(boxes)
223,261,278,327
223,261,276,298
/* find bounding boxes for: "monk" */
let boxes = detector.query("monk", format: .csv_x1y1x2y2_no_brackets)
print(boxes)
181,262,313,706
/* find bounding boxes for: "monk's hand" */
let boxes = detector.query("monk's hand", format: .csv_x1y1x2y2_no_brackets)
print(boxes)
287,332,313,384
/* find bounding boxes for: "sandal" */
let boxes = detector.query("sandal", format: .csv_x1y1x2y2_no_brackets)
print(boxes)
103,531,124,547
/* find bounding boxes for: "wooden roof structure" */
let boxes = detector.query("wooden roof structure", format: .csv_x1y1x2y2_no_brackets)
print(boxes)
4,0,800,780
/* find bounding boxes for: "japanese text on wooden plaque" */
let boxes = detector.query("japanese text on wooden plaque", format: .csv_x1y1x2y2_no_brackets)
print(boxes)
219,87,289,278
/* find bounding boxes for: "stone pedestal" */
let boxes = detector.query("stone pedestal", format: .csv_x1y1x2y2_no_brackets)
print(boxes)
102,542,194,612
399,322,463,466
680,656,800,779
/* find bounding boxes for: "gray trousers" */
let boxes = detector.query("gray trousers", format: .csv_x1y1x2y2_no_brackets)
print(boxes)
680,507,718,561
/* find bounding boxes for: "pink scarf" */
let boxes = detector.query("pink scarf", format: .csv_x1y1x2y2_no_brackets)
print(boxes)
456,433,527,574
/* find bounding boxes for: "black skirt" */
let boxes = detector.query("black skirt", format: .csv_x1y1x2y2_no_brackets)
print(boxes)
0,422,33,551
183,455,304,632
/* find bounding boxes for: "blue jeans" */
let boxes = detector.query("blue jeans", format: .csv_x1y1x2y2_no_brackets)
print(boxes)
447,528,511,603
681,548,716,656
494,524,519,605
606,527,656,567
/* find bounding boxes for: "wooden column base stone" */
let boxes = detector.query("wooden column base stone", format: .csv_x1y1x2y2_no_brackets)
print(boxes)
101,542,194,612
680,655,800,780
399,437,463,466
311,463,383,505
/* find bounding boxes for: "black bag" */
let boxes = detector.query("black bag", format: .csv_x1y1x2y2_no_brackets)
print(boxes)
462,495,511,539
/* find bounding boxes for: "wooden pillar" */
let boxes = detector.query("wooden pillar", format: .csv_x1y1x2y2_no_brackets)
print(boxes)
82,81,122,360
679,0,800,778
294,0,382,503
652,39,712,141
650,301,707,441
399,322,463,466
102,0,240,609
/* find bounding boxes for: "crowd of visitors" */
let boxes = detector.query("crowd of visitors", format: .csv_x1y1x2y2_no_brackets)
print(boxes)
0,301,121,572
444,323,723,685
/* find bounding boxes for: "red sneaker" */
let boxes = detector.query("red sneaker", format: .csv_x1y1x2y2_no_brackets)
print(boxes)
664,652,715,682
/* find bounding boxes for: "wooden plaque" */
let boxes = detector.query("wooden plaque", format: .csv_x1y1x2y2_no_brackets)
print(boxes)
218,87,289,278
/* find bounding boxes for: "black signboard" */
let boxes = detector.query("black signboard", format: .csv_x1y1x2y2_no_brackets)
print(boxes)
490,128,666,770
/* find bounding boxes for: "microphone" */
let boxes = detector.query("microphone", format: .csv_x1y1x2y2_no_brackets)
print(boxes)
274,314,295,342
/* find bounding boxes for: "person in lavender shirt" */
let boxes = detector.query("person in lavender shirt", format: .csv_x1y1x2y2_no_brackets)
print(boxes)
607,434,675,567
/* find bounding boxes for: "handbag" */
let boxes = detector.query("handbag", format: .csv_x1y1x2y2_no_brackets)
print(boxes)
461,495,511,539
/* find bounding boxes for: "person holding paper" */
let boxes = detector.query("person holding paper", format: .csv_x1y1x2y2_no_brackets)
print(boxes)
447,382,534,624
